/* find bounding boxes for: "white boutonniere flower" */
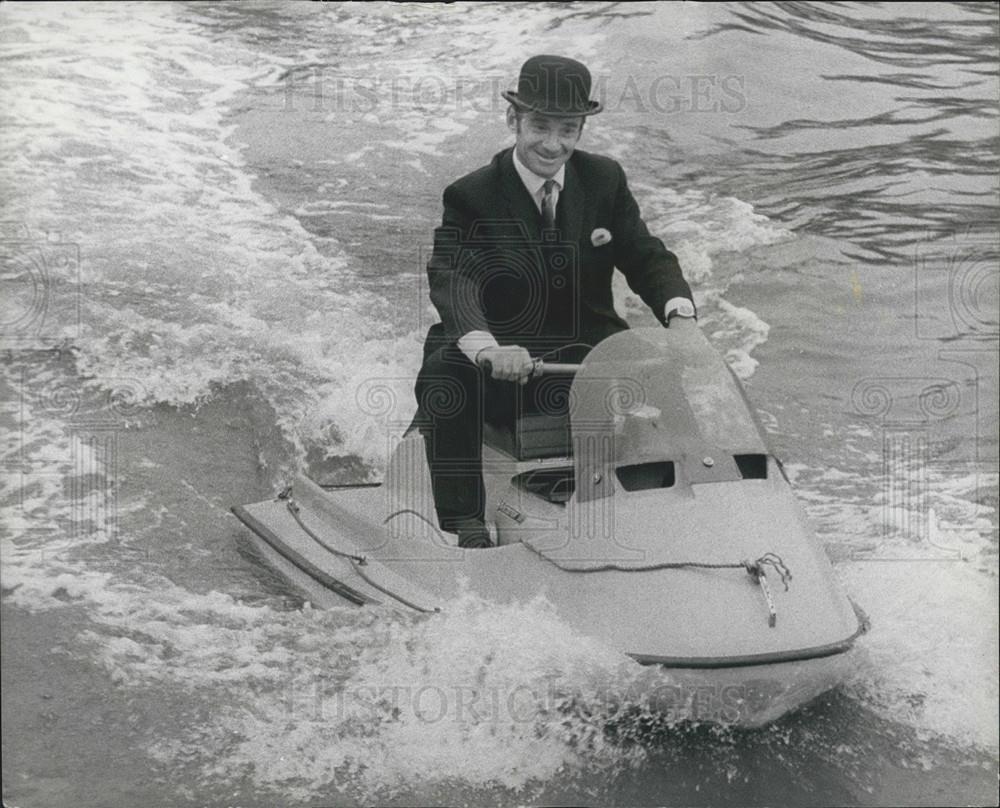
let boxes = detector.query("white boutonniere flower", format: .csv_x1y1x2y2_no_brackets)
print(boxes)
590,228,612,247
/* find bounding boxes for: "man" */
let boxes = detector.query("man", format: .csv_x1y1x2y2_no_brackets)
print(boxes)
416,54,695,548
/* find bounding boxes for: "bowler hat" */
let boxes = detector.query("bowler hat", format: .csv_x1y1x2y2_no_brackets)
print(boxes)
502,54,603,117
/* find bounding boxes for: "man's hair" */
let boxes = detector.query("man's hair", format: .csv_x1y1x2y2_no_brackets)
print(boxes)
508,105,585,133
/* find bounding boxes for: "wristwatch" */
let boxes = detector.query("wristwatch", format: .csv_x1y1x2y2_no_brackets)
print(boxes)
666,299,696,323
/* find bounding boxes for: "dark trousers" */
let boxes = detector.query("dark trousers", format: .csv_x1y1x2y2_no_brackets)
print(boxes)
414,334,589,533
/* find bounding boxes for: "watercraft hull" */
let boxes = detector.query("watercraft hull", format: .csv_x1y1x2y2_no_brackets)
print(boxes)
233,326,867,727
232,476,865,728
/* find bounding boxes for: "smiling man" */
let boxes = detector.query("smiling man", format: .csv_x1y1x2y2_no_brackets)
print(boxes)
415,54,695,548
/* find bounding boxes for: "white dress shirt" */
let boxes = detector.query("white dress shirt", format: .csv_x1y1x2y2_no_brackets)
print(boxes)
512,148,564,215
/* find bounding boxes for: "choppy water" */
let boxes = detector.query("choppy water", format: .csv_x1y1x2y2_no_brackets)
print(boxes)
1,2,997,806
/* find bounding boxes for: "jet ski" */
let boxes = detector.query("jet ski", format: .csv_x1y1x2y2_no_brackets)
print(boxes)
232,323,868,726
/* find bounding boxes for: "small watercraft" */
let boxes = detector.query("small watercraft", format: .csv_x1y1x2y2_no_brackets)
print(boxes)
233,323,867,726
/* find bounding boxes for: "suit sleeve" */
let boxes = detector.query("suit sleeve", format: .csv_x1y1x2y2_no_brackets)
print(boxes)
610,163,694,325
426,184,491,342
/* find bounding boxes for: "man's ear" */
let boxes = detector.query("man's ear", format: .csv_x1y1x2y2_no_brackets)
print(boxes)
505,106,519,134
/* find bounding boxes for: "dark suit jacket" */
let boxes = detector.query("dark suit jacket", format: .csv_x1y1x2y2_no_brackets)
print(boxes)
425,147,693,357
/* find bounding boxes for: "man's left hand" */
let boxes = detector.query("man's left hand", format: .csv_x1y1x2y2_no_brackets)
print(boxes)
666,314,698,330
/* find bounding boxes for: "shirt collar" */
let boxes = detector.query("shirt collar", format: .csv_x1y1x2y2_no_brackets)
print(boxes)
512,148,564,197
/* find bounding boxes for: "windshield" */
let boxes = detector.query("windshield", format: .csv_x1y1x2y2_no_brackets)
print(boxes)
569,326,767,502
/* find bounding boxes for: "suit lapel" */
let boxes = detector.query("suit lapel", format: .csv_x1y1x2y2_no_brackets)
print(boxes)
500,149,542,241
558,158,584,247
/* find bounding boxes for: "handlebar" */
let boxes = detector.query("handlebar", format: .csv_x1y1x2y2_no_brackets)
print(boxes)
530,361,581,376
479,358,581,379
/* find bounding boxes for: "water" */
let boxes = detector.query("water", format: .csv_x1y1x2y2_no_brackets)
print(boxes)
1,2,997,805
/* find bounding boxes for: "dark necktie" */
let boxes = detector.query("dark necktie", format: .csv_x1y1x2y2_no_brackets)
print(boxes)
541,179,556,230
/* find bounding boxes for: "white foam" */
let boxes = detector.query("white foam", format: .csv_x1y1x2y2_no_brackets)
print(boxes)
611,186,786,377
631,185,792,286
844,558,999,753
791,448,1000,752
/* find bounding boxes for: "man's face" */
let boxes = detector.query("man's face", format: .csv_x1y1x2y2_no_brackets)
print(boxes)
508,110,584,178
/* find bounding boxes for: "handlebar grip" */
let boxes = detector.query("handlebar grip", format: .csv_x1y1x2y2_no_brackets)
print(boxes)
478,357,581,379
534,362,580,376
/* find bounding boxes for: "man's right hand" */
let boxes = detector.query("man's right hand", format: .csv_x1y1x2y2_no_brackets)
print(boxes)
476,345,534,384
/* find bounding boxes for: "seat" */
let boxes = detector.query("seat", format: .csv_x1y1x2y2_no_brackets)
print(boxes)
483,413,572,460
406,406,572,461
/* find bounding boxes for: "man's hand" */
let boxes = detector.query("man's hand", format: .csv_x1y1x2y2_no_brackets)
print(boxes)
666,314,698,331
476,345,534,384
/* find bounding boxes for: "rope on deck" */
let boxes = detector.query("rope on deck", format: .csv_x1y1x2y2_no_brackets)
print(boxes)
522,542,792,628
279,488,440,614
